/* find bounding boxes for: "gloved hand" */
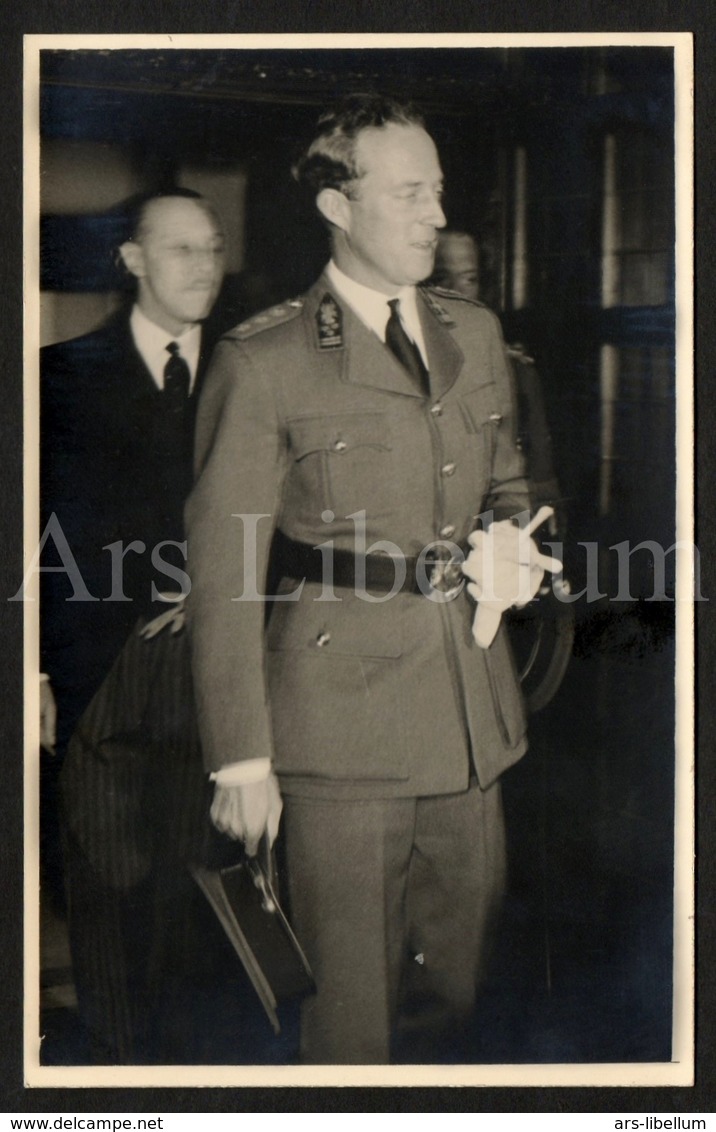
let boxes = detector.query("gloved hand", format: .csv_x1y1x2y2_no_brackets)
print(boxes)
210,773,283,856
462,505,563,648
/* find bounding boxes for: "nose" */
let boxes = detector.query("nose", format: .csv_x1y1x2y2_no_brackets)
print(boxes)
423,191,447,229
192,248,223,283
195,248,218,269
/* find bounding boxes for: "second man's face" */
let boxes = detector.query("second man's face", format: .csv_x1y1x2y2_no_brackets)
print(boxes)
124,196,226,336
337,123,447,295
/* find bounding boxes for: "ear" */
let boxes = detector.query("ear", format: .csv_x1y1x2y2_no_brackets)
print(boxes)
316,188,352,233
118,240,146,279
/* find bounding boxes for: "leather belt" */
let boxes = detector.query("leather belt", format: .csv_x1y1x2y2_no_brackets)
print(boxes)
272,530,466,598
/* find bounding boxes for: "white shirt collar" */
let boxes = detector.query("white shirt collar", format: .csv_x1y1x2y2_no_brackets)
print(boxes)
325,261,428,366
130,304,202,391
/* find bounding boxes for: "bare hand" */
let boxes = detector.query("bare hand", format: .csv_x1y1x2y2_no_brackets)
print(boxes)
210,774,283,856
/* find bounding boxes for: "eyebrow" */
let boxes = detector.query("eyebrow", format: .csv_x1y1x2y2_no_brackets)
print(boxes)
395,178,445,189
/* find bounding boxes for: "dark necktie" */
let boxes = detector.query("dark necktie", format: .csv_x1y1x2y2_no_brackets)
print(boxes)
385,298,430,396
163,341,191,411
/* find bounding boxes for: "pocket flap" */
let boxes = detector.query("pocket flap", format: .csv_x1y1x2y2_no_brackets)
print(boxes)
267,600,402,658
288,412,391,460
458,383,501,433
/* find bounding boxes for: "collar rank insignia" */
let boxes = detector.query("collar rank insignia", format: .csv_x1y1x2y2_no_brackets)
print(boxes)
420,287,457,328
316,293,343,349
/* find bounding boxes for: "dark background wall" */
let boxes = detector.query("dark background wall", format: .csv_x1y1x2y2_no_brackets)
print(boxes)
37,45,681,1068
39,45,677,567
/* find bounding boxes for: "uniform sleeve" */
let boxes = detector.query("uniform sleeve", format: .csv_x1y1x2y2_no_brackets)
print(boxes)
185,337,287,774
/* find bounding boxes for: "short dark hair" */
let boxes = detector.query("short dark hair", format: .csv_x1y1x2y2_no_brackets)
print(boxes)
121,186,210,244
292,93,426,200
114,187,221,292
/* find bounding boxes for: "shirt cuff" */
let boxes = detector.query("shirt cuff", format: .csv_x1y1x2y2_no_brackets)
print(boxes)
210,758,272,787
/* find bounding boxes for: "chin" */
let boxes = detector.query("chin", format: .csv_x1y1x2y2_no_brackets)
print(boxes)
179,305,211,323
409,259,435,284
410,269,433,286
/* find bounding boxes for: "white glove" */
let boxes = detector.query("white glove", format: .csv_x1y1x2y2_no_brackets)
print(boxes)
462,505,563,648
210,772,283,856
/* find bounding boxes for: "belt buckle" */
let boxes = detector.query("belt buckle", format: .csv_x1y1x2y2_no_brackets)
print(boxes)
424,546,464,600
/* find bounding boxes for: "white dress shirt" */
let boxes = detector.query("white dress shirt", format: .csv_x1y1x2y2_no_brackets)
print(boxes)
325,259,429,368
130,304,202,391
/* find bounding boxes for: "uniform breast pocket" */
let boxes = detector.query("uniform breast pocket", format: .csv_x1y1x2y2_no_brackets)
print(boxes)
457,383,503,491
287,411,394,520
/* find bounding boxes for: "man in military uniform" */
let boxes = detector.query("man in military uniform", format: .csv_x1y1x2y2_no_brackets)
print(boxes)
186,94,554,1063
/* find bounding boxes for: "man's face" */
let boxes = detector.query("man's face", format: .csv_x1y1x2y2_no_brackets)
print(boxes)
121,197,225,335
334,124,447,294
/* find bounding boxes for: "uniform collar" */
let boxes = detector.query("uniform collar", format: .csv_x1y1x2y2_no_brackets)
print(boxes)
306,269,463,402
325,261,427,366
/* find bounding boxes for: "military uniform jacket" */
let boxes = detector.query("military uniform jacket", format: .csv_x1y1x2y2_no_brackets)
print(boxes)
186,273,532,799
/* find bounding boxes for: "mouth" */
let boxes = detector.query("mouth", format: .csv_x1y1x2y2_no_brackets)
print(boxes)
412,240,437,253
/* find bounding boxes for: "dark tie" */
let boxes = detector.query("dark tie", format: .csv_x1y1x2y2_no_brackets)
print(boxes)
385,298,430,395
164,341,191,410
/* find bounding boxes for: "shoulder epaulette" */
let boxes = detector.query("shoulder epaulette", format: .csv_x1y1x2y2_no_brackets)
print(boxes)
423,284,488,309
420,285,488,329
233,298,304,340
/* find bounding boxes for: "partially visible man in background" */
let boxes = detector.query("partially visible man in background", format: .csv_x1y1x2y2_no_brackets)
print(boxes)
432,228,480,300
40,188,228,1062
433,228,561,514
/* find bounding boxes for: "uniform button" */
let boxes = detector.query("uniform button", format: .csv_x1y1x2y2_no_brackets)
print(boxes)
316,631,331,647
334,439,347,452
489,411,503,423
430,403,443,416
439,524,456,539
441,462,456,477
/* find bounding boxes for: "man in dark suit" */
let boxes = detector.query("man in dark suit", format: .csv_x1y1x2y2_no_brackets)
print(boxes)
185,95,558,1064
40,188,226,1062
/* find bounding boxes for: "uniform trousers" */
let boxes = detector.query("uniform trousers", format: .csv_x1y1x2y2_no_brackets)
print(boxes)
282,779,506,1064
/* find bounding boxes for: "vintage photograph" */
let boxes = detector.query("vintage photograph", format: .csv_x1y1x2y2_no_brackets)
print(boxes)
23,33,693,1087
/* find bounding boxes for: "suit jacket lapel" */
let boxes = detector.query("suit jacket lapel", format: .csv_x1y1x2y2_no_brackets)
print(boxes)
107,315,162,402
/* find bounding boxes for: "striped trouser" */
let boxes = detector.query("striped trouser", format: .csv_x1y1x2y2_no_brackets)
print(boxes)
60,619,213,1063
